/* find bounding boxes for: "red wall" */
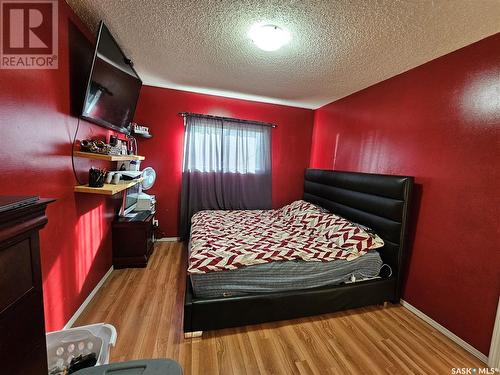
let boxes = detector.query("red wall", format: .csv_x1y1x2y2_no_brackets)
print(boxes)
0,1,120,331
134,86,314,237
310,33,500,355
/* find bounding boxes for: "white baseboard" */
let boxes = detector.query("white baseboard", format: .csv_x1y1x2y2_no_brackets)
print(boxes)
63,266,114,330
400,299,488,364
488,297,500,368
155,237,180,242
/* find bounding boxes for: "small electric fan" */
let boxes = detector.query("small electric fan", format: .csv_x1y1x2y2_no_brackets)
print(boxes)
140,167,156,191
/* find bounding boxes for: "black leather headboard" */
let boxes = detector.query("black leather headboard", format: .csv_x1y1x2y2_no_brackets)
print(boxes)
303,169,414,299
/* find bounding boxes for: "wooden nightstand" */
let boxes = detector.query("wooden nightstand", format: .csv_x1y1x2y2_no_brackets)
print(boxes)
112,211,155,268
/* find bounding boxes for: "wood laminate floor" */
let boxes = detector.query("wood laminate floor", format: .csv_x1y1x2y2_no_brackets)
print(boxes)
76,242,484,374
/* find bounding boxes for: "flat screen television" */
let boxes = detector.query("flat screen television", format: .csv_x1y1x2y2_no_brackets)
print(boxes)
81,22,142,134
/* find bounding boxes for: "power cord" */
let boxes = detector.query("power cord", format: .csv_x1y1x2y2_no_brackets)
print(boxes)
71,117,84,185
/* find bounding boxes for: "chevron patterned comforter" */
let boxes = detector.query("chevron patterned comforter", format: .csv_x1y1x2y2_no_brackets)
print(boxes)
188,200,384,274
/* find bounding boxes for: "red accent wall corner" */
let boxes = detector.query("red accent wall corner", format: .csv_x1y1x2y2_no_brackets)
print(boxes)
309,33,500,355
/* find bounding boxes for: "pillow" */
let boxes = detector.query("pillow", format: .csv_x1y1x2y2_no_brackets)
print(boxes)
287,210,384,253
315,214,384,252
278,200,326,218
278,200,384,254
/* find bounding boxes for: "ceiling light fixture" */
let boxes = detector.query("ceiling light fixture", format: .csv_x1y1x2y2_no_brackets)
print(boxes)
248,24,291,52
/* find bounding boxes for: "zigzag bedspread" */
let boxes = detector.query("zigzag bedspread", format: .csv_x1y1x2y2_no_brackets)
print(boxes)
188,200,384,275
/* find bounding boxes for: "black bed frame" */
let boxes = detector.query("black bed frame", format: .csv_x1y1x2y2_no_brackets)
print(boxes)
184,169,414,333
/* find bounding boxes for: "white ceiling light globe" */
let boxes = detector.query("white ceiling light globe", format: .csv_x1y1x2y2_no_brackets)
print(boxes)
248,24,291,51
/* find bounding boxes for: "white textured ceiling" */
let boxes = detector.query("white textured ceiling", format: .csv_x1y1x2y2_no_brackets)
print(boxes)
66,0,500,109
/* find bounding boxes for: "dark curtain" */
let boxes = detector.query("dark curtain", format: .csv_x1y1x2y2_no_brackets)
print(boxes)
180,115,272,239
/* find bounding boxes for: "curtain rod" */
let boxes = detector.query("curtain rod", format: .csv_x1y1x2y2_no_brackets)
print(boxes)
179,112,277,128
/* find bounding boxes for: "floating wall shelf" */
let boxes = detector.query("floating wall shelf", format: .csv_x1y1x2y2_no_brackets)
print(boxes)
74,178,144,196
74,151,145,161
132,132,153,139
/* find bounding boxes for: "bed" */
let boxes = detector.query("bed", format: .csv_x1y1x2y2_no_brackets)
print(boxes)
183,169,414,335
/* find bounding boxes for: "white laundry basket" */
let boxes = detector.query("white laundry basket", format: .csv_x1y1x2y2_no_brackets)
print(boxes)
46,323,117,374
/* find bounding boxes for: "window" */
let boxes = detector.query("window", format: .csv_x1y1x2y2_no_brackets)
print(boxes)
182,116,271,174
180,114,273,238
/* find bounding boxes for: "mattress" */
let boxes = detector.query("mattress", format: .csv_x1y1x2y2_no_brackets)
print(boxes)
190,250,383,299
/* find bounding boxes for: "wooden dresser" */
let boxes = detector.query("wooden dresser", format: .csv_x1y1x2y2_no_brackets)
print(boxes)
0,196,53,375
